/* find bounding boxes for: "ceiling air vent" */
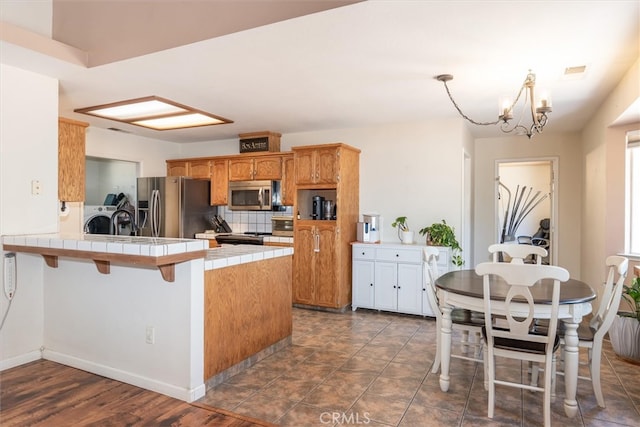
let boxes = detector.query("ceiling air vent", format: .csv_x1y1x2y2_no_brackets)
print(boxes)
564,65,587,75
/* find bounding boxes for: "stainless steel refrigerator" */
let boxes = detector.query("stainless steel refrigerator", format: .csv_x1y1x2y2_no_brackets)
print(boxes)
136,176,215,238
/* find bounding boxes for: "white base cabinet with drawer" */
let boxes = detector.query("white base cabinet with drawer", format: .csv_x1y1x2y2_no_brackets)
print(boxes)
352,243,451,316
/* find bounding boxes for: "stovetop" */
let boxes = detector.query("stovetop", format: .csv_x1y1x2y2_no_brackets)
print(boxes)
214,232,271,245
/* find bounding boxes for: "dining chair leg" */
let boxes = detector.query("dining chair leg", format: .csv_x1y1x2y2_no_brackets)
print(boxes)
460,330,470,354
487,349,495,419
590,342,606,407
483,346,489,391
531,362,539,387
543,358,552,427
432,317,442,374
551,354,557,403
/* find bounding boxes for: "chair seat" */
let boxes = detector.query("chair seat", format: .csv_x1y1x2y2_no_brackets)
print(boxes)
531,319,596,342
451,308,485,326
483,326,560,354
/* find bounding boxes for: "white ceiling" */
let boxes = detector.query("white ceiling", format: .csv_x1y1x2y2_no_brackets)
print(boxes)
2,0,639,143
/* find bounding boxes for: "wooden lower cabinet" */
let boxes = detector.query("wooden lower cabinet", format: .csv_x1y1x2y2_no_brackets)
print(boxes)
293,222,347,308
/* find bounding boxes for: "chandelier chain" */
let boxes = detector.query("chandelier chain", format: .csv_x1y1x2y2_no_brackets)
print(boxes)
441,80,500,126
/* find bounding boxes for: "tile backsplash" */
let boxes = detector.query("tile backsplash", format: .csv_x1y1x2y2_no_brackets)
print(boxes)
218,206,293,234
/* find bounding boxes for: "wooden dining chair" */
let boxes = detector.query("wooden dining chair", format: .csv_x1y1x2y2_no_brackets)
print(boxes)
532,255,629,408
424,247,484,374
488,243,548,264
475,261,569,427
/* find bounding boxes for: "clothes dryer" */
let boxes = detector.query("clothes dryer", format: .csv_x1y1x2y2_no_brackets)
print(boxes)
84,205,116,234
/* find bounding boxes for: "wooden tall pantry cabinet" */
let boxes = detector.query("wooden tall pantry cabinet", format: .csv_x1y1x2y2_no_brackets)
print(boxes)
292,143,360,310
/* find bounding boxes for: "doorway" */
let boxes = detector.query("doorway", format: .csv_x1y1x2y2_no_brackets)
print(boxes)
495,158,558,265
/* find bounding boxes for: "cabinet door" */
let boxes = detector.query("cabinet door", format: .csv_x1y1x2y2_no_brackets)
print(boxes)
253,156,282,180
210,159,229,205
189,160,211,179
314,224,338,307
315,147,338,184
167,161,189,177
294,149,315,185
374,262,398,312
352,260,375,310
396,263,423,315
228,158,254,181
293,224,315,305
281,155,295,206
58,118,88,202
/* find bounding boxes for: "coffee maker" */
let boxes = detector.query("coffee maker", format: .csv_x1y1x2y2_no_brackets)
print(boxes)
312,196,325,220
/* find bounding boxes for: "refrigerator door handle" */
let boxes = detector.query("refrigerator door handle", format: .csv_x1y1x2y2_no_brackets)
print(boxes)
151,189,161,237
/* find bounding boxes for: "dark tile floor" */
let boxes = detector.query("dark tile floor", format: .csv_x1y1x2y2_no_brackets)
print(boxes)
198,308,640,426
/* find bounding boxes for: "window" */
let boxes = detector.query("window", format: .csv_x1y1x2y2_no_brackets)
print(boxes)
626,130,640,255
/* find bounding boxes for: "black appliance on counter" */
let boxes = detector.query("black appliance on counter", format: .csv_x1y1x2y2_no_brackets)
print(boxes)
312,195,324,220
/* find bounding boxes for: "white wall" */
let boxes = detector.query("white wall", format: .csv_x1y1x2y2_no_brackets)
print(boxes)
179,119,469,246
474,132,583,277
85,126,181,178
0,64,57,367
581,57,640,290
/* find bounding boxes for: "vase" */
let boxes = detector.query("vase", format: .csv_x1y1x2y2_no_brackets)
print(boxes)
399,230,414,244
609,315,640,364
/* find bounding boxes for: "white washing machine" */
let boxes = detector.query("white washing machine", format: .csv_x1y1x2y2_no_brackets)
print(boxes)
84,205,116,234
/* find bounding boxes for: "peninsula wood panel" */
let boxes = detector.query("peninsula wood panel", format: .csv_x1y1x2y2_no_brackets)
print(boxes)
204,256,292,379
58,117,88,201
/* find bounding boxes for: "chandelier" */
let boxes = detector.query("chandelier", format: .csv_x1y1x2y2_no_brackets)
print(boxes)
436,71,552,139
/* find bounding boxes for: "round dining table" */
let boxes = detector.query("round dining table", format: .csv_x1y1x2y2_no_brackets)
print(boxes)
435,269,596,419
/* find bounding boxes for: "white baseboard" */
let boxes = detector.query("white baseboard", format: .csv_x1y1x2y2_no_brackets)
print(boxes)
0,350,41,371
43,350,205,402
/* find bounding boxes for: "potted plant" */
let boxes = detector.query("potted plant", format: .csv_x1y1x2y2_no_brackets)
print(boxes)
419,219,464,266
391,216,414,244
609,275,640,363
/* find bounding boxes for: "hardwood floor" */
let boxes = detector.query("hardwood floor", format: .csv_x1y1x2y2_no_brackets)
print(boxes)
0,359,275,427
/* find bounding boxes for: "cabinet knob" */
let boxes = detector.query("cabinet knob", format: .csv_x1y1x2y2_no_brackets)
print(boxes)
397,286,401,289
393,285,396,289
369,283,373,287
396,254,399,257
361,252,365,255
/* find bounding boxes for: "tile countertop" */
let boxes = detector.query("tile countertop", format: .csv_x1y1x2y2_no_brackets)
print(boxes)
1,233,208,256
204,244,294,271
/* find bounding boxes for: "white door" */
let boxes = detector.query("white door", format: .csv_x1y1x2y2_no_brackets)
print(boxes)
374,262,398,311
396,263,423,315
352,260,375,310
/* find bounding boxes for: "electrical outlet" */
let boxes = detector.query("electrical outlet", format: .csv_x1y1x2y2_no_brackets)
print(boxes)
145,326,155,344
31,180,41,195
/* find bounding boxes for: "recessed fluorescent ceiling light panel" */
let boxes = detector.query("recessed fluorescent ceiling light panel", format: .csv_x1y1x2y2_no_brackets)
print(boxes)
74,96,233,130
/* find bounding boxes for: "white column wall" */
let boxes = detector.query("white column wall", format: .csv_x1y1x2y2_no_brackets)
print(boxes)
43,258,205,402
0,64,57,368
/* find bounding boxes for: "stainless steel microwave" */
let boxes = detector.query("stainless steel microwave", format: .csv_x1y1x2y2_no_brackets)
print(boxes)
228,180,283,211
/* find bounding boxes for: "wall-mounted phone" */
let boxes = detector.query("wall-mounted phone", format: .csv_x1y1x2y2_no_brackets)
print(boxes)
4,253,16,300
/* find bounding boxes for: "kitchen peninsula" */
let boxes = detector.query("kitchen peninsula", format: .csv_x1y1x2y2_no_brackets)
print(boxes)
1,234,293,402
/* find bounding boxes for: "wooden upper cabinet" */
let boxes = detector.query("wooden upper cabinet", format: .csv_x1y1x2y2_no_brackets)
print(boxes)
253,155,282,180
293,146,339,185
281,154,295,206
58,117,89,202
228,155,283,181
228,157,254,181
189,159,212,179
167,160,189,177
211,159,229,205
